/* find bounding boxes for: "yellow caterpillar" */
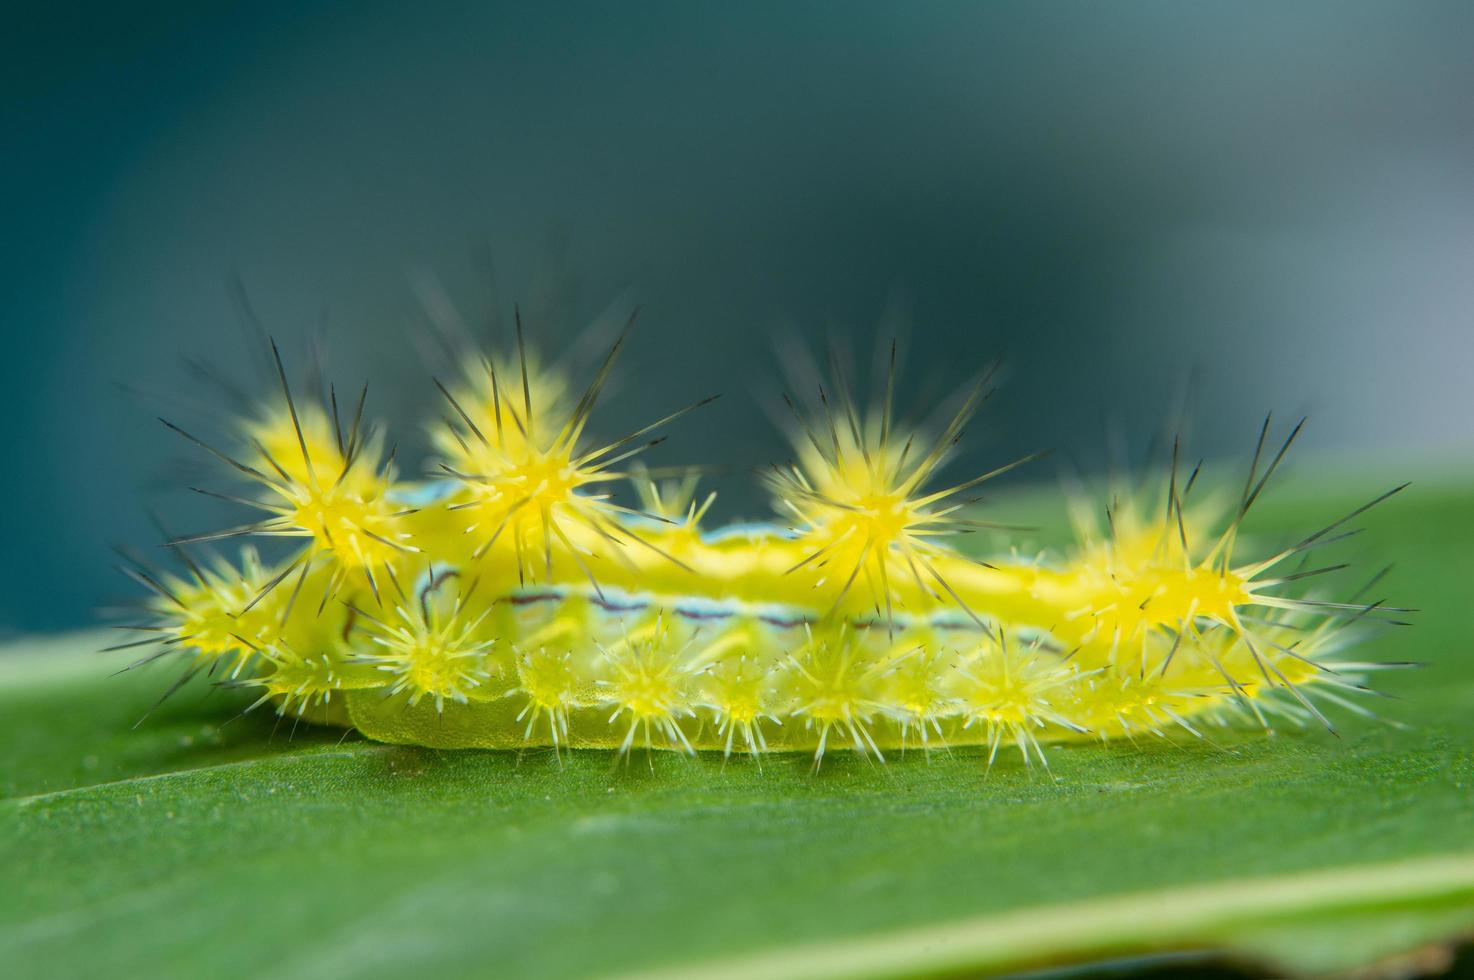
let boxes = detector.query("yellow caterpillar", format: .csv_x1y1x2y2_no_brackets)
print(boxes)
117,322,1409,768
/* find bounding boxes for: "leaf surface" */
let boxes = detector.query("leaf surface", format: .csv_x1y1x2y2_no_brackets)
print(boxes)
4,478,1472,979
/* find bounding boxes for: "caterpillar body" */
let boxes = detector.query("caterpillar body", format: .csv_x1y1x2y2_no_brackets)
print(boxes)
118,320,1408,769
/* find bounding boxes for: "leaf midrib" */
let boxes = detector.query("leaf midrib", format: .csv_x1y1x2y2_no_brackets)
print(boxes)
624,853,1474,980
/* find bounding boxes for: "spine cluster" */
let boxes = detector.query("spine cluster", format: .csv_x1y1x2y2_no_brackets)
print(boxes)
117,326,1408,767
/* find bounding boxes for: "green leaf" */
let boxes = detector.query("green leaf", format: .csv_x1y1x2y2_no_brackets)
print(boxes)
4,476,1472,979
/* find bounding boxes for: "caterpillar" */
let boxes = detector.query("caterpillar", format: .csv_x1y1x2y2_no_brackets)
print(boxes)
113,314,1411,769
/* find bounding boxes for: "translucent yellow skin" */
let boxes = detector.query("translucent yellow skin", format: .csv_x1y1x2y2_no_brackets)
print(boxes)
359,503,1309,749
144,373,1355,765
151,483,1330,763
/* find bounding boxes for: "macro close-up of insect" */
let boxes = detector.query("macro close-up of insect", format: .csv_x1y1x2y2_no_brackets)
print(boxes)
4,4,1473,980
129,323,1411,770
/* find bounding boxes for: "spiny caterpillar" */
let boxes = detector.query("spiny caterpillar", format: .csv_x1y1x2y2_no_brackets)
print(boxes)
114,315,1412,769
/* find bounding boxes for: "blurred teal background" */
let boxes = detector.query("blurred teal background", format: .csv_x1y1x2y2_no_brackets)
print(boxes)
2,1,1471,633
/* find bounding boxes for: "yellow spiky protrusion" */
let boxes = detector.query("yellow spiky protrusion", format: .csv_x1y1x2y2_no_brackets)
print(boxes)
696,648,777,761
159,343,414,643
124,324,1412,770
432,314,716,588
1053,426,1412,683
351,571,496,712
597,617,698,757
634,467,718,542
786,627,888,768
150,546,279,673
768,349,1044,626
955,633,1087,769
241,642,349,718
876,644,956,753
239,405,410,570
512,645,581,751
1062,485,1250,644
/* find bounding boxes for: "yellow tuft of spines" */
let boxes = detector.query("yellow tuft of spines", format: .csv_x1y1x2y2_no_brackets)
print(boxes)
240,641,351,720
119,324,1413,771
695,649,777,761
350,569,497,712
512,644,582,752
239,404,410,570
596,616,700,757
160,340,415,628
875,644,956,753
767,348,1045,628
784,625,889,767
157,546,279,673
954,632,1088,769
430,314,717,590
